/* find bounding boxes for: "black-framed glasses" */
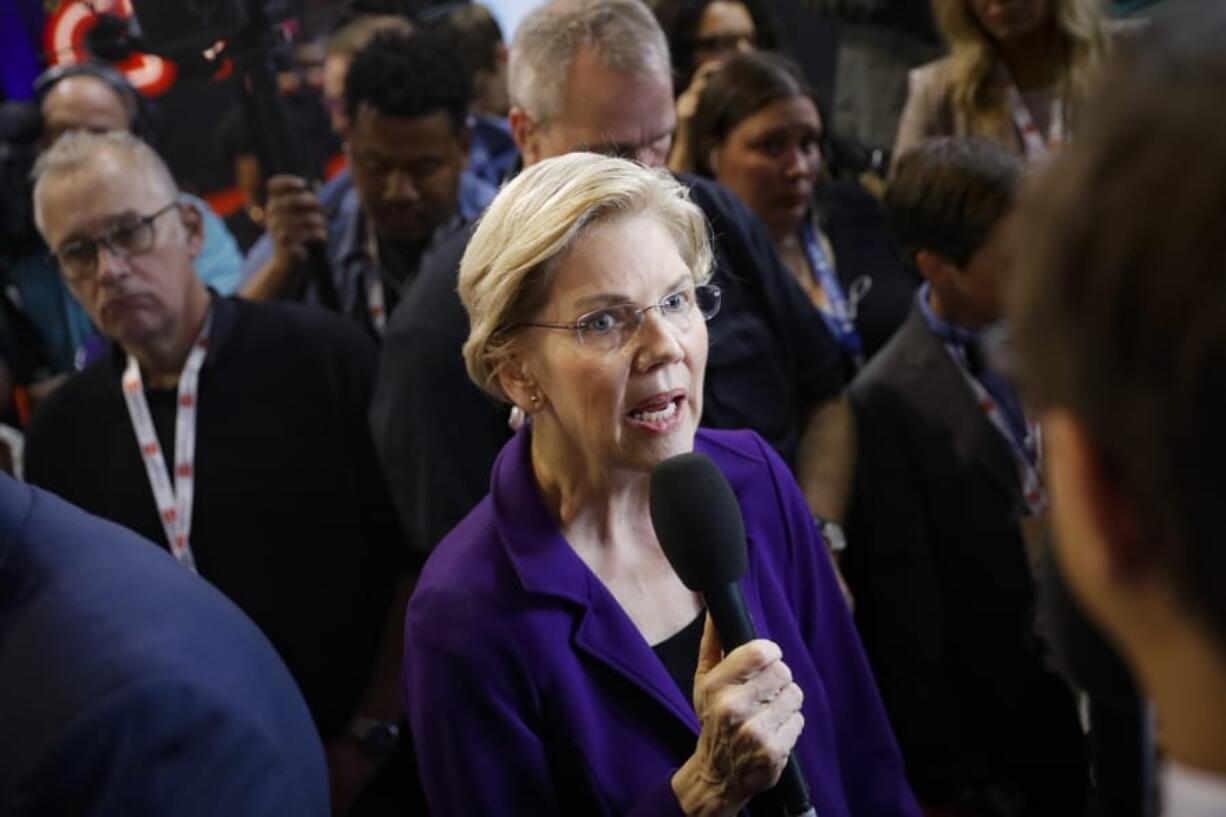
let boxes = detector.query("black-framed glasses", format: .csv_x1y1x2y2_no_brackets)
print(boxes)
512,283,722,352
53,201,179,283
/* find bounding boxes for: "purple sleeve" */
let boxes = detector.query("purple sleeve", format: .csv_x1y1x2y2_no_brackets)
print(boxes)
754,435,923,817
404,585,688,817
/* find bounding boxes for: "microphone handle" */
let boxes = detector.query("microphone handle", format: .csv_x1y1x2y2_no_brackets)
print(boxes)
704,583,815,817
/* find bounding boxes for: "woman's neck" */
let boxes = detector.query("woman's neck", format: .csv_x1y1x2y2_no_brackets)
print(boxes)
996,24,1061,90
530,419,652,547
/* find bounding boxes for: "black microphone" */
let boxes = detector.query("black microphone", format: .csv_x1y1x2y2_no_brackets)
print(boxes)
650,452,816,817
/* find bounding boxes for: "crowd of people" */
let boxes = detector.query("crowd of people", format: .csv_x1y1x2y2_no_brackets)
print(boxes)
0,0,1220,816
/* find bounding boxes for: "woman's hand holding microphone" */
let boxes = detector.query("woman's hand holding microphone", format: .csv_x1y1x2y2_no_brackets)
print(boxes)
672,616,806,817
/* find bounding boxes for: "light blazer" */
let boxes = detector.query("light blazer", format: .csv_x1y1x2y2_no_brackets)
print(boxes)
844,306,1086,806
404,427,921,817
892,57,1035,159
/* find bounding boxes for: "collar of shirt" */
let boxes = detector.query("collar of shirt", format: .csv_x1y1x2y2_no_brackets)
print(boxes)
915,281,982,351
333,170,496,275
1163,760,1226,817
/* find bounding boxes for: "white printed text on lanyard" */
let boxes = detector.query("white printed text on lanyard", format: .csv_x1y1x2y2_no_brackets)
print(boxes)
121,311,213,572
1002,69,1065,163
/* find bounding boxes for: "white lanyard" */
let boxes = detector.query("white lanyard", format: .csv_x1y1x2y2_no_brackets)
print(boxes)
942,342,1048,516
121,312,213,571
365,230,387,336
1003,73,1065,163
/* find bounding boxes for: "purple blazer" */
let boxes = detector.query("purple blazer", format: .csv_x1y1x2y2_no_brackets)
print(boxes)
404,427,920,817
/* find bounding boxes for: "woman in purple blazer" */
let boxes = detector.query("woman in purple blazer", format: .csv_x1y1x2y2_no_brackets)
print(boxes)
403,153,920,817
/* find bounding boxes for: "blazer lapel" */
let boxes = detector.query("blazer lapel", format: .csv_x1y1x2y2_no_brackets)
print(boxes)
491,428,701,737
573,586,702,732
894,308,1021,503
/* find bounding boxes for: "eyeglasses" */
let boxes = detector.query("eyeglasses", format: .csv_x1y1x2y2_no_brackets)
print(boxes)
512,284,721,352
53,201,179,283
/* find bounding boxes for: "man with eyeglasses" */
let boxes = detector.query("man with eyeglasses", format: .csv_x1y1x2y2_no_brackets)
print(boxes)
23,129,420,816
239,27,495,340
0,63,245,414
372,0,855,571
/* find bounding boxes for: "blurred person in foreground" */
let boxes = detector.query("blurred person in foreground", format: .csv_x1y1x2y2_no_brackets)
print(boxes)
23,131,415,815
1006,6,1226,813
404,152,919,817
685,50,916,378
845,136,1086,815
373,0,855,563
241,28,495,339
0,475,328,816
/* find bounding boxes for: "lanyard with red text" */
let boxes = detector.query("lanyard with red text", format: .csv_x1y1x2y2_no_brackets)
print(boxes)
365,231,387,336
943,341,1047,515
1002,71,1065,162
121,311,213,571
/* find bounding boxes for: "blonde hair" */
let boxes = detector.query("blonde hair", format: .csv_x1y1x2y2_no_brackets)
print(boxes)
460,153,712,402
508,0,671,128
933,0,1110,136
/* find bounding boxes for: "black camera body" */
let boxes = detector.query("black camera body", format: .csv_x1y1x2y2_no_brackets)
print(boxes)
128,0,298,57
0,102,42,251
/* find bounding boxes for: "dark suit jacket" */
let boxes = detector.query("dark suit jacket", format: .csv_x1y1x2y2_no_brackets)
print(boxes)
843,307,1086,814
0,476,329,817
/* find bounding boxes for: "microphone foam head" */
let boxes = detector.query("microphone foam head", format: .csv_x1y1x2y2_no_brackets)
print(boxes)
650,452,747,592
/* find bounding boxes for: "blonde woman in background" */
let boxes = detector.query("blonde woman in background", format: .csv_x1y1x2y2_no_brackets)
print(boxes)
894,0,1112,163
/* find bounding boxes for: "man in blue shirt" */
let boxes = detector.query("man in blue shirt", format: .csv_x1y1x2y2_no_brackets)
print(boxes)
240,28,495,339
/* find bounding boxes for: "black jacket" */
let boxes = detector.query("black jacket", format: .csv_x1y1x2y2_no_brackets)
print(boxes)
843,306,1087,814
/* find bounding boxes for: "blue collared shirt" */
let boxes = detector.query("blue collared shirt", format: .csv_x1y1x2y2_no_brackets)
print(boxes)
467,114,519,188
915,283,1030,457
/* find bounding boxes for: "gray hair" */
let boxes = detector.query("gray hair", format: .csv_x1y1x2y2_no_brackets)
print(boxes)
32,130,178,232
459,153,712,403
508,0,671,128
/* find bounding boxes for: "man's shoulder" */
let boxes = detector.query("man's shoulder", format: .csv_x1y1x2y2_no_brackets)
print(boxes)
850,308,927,397
0,482,327,812
386,223,475,339
675,173,750,224
26,360,114,440
226,296,376,363
0,480,290,694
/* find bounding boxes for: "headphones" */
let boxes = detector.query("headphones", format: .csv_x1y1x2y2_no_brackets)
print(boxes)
33,61,157,144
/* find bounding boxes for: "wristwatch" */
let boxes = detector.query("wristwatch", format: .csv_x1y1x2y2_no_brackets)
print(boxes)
815,516,847,553
350,717,401,759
